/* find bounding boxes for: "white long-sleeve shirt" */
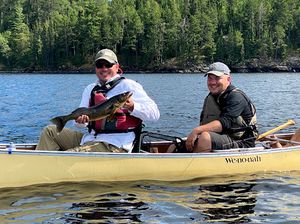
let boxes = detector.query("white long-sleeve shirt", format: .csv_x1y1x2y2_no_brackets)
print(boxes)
75,75,160,152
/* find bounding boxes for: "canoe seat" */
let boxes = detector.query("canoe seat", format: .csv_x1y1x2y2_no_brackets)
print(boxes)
138,131,184,153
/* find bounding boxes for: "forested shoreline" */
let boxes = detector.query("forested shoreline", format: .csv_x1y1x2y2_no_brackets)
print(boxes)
0,0,299,73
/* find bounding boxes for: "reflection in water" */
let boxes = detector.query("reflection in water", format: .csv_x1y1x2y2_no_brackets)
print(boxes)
0,180,258,223
64,193,146,223
2,174,300,223
193,182,257,222
135,178,258,223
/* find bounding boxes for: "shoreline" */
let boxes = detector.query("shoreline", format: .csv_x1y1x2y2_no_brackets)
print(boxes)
1,61,300,74
1,69,299,74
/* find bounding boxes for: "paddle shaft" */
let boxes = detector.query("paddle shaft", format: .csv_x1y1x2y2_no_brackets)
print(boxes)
264,137,300,145
257,119,296,140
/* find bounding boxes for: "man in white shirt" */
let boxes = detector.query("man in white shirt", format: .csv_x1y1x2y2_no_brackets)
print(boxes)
36,49,160,153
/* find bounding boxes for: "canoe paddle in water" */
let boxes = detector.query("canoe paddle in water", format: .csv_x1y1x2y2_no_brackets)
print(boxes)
50,91,133,132
257,119,295,140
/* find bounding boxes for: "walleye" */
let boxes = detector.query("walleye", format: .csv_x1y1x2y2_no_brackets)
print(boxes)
50,91,133,132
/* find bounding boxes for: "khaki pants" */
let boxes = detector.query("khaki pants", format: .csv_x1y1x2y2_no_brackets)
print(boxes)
36,125,126,153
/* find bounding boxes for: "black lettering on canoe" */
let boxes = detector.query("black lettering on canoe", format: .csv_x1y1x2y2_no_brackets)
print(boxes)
225,155,262,163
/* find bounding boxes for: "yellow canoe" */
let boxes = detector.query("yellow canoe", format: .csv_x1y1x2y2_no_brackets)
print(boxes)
0,132,299,188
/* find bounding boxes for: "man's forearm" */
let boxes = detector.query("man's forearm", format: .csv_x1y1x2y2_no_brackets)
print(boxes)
193,120,223,134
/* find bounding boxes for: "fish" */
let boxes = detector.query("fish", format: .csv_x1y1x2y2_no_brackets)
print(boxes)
50,91,133,132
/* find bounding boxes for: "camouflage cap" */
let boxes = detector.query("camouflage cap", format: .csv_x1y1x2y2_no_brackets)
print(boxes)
95,49,118,64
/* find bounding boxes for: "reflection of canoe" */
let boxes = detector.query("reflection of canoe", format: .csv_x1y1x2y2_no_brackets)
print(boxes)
0,132,299,188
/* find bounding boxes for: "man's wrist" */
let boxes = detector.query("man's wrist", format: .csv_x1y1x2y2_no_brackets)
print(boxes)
193,127,202,135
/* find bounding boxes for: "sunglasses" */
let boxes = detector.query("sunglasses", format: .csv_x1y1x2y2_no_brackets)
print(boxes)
95,61,115,69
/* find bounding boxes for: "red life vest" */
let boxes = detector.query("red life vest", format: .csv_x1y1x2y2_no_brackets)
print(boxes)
88,78,142,134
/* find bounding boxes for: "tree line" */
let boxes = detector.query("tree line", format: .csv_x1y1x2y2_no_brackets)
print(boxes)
0,0,299,71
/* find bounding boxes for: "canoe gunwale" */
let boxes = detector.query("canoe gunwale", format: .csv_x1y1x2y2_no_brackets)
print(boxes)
1,145,300,158
0,132,299,158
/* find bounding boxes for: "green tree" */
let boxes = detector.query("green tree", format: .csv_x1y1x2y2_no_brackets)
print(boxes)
121,0,143,67
138,0,164,66
180,0,217,65
8,3,31,68
290,3,300,49
222,28,245,64
269,0,293,59
160,0,182,59
108,0,127,49
0,31,11,67
72,1,105,65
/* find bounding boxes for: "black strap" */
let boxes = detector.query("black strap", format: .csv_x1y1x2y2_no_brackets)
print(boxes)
90,76,125,106
132,124,145,153
227,125,256,134
98,76,125,92
94,127,138,134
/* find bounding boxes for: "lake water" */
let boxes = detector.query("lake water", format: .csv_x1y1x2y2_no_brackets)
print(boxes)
1,72,300,223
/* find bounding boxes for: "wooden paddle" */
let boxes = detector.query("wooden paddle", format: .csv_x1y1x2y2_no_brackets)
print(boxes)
257,119,296,140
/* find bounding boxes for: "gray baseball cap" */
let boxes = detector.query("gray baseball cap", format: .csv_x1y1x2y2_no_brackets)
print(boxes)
95,49,118,64
205,62,230,76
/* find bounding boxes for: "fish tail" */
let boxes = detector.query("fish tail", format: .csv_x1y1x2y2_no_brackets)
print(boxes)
50,116,68,132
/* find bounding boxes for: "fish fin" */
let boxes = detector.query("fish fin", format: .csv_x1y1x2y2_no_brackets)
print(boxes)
107,105,120,121
50,116,68,132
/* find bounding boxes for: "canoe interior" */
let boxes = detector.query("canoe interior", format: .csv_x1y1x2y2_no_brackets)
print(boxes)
0,132,297,153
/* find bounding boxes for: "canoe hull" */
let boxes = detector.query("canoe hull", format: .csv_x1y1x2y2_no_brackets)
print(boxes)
1,146,300,188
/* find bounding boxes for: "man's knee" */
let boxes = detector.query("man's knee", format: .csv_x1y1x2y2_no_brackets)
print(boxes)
198,132,211,142
194,132,212,152
43,125,58,137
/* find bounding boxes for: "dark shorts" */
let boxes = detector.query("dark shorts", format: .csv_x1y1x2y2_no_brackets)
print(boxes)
209,132,239,150
174,132,251,153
